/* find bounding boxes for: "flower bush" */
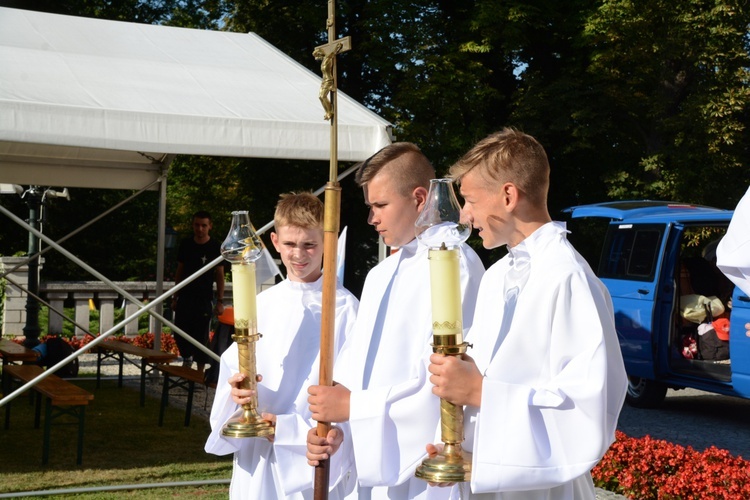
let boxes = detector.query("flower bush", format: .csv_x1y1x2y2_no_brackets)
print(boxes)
130,332,179,355
593,430,750,499
11,332,179,355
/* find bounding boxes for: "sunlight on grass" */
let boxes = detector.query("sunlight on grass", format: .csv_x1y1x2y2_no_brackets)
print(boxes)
0,377,232,496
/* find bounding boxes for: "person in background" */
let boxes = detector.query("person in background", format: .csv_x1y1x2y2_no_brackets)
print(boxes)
171,210,225,372
205,192,359,499
426,128,628,499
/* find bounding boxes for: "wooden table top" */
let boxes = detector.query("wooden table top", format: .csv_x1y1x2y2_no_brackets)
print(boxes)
95,340,176,362
0,339,39,363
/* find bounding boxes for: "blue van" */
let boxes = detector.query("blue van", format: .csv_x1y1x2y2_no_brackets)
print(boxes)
565,201,750,408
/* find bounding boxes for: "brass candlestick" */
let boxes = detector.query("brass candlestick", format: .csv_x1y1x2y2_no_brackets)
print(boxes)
220,211,274,439
414,179,472,483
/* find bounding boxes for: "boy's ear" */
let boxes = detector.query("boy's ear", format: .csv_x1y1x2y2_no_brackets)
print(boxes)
503,182,519,212
413,186,428,211
270,231,280,251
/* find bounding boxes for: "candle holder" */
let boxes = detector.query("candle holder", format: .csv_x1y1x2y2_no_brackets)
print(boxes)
220,210,274,439
414,178,472,483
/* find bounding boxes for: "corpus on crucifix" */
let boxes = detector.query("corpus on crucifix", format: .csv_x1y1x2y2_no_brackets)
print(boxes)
313,37,351,121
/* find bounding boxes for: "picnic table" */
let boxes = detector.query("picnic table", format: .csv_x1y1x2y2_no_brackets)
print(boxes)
156,364,216,427
94,340,176,406
0,338,39,367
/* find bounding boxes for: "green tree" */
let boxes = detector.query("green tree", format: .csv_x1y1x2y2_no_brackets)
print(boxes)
582,0,750,207
4,0,749,289
0,0,225,26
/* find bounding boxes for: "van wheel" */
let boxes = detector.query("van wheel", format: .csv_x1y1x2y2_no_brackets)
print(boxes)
626,377,668,408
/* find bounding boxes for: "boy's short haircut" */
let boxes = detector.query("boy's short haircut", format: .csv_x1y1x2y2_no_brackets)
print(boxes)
355,142,436,196
449,128,550,206
192,210,212,221
273,192,324,230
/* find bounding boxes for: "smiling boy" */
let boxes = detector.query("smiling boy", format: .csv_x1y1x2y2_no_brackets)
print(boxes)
205,192,359,499
426,129,627,499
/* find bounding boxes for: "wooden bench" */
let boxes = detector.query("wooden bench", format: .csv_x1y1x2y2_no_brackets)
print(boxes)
2,364,94,465
94,340,176,406
156,364,216,427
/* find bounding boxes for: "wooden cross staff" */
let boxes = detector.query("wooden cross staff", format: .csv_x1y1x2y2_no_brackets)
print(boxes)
313,1,350,499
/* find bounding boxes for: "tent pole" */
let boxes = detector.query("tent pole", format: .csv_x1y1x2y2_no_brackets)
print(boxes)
314,2,351,499
153,164,172,352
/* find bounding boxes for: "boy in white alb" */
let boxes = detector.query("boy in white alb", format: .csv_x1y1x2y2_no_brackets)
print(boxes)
205,192,359,499
306,143,485,499
427,129,628,499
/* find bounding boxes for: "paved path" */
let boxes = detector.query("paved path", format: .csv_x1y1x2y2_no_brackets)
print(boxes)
617,387,750,459
77,352,216,420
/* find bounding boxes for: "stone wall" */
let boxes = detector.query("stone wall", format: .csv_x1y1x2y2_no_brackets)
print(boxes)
1,256,29,336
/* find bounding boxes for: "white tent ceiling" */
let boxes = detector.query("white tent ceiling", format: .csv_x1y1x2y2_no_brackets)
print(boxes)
0,7,393,190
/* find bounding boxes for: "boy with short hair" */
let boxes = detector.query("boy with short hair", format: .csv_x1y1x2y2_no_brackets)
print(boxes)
427,129,628,499
306,143,485,498
205,192,359,499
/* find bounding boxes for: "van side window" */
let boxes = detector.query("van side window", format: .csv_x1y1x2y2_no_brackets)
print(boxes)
599,224,663,281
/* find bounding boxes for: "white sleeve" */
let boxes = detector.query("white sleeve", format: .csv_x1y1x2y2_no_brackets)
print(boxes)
275,291,359,496
471,272,627,494
204,345,243,456
274,415,355,496
348,351,440,487
717,187,750,296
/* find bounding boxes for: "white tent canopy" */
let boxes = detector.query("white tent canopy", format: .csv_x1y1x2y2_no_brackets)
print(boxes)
0,7,392,353
0,7,393,190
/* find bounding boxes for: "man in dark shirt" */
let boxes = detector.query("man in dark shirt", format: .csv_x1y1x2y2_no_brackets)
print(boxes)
171,211,225,372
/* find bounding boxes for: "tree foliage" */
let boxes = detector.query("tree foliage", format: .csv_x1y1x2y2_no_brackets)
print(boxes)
1,0,748,292
581,0,750,206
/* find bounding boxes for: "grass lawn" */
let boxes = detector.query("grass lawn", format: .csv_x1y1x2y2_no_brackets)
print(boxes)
0,376,233,498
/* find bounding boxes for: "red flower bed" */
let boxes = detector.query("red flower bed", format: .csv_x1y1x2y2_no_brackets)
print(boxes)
129,332,179,355
593,430,750,499
12,333,179,355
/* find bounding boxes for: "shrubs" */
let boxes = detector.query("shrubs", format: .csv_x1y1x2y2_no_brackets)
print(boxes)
130,332,179,355
593,430,750,499
14,332,180,355
68,332,179,355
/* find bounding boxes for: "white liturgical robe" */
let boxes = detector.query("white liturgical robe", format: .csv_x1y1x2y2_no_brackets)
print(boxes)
332,237,484,499
205,276,359,499
454,222,627,499
717,187,750,296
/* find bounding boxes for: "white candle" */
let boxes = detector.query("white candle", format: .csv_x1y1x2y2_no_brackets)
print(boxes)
429,248,463,344
231,262,257,331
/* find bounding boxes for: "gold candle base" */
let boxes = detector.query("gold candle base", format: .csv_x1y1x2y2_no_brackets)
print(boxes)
416,339,472,483
221,327,274,439
415,443,472,483
222,407,275,438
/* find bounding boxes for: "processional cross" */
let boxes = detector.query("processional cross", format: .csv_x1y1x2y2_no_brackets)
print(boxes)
314,10,351,122
313,2,351,500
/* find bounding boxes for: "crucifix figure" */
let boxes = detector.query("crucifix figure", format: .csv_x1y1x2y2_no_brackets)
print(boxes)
314,35,351,121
